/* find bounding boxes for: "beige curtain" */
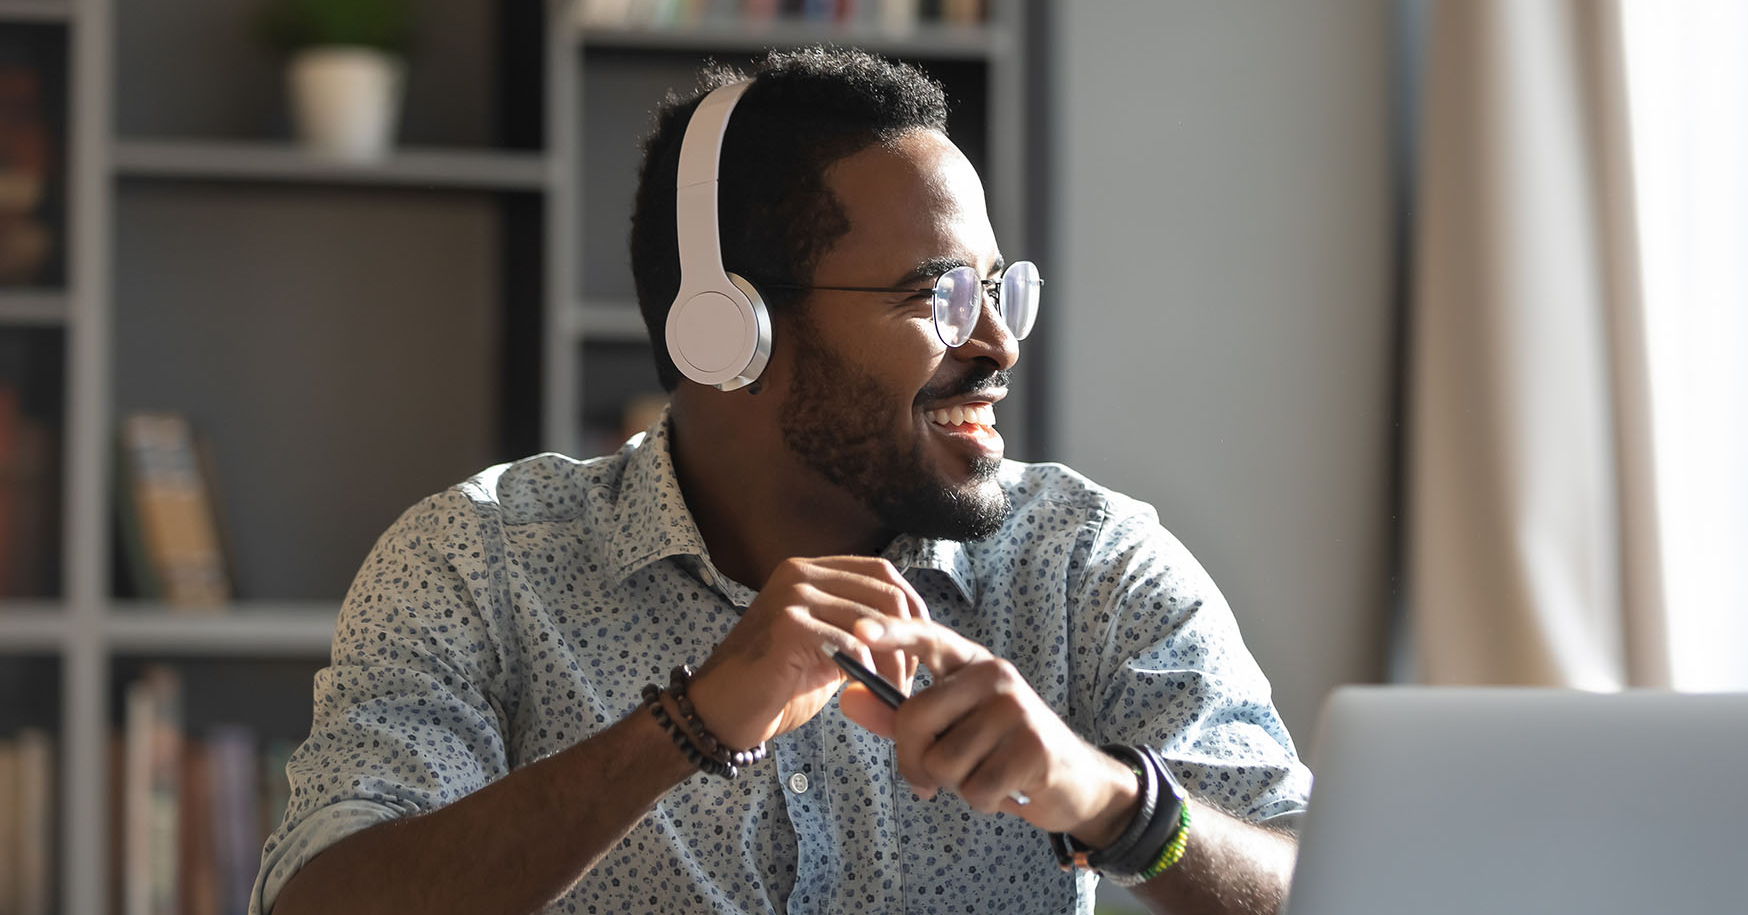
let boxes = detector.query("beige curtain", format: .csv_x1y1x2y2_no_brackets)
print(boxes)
1407,0,1669,687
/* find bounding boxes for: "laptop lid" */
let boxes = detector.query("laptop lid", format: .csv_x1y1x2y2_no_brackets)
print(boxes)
1280,686,1748,915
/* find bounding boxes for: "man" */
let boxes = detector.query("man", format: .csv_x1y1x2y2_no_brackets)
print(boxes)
256,49,1308,915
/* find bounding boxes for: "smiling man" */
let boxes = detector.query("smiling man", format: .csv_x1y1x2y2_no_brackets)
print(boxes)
255,49,1309,915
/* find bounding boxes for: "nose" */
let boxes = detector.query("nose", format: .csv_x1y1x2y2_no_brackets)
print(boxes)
954,290,1020,370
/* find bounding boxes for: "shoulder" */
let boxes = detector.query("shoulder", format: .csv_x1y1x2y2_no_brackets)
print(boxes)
384,446,633,547
995,459,1162,537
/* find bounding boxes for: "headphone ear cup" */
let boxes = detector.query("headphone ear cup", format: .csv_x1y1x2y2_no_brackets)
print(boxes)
665,271,772,391
726,273,773,386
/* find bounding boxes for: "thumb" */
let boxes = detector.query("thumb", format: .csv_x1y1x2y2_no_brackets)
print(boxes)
838,683,898,738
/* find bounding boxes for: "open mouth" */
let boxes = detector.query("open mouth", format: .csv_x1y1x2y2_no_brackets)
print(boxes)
922,402,995,430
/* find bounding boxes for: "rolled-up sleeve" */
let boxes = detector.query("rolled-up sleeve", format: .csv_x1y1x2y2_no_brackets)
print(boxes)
1073,495,1312,831
251,490,516,913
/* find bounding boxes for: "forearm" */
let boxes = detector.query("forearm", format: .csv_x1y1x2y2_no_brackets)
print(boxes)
272,706,693,915
1128,799,1297,915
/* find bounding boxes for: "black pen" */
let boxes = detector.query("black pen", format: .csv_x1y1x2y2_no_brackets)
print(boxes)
822,641,1030,805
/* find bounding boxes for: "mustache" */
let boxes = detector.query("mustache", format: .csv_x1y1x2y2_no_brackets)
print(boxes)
915,367,1011,406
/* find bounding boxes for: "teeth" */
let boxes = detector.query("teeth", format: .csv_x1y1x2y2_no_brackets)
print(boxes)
925,403,996,427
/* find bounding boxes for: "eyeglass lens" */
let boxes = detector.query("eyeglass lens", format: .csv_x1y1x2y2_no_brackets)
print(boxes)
931,261,1042,348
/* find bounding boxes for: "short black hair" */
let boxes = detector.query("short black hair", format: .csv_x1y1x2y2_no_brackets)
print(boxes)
630,47,950,391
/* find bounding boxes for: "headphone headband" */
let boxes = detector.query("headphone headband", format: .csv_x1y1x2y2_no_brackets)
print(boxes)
673,79,752,284
666,79,772,391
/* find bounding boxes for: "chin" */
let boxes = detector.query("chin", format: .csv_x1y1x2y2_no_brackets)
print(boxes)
876,460,1011,543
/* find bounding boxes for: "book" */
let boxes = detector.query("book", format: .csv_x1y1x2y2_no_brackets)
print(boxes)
260,737,296,840
206,725,261,915
117,413,231,607
0,384,17,597
0,737,16,913
0,380,57,599
0,59,54,286
124,666,183,915
177,741,218,915
13,727,53,915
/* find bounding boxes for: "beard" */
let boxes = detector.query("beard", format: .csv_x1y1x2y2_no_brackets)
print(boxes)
777,320,1012,542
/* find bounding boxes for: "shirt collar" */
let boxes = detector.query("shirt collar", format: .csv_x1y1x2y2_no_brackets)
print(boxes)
605,407,978,606
604,408,718,586
881,533,977,605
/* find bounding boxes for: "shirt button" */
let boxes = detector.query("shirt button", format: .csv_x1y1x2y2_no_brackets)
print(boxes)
786,772,810,794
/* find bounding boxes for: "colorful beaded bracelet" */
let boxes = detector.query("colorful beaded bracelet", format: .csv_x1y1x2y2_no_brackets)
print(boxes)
1138,802,1192,879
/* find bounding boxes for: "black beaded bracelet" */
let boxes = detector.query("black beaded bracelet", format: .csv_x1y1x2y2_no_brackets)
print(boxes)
643,683,736,779
642,666,768,780
669,664,767,769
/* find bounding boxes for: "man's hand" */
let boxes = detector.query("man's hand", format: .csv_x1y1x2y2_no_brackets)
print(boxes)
686,556,928,749
842,616,1141,845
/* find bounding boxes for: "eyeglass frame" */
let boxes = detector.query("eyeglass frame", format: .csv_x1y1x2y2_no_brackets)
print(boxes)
752,261,1043,348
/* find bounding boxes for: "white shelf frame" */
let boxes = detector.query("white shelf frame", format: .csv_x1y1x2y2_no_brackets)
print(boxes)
0,0,72,22
114,139,553,191
579,19,1012,60
0,290,67,325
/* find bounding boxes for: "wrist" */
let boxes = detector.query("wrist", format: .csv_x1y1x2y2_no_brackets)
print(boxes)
686,666,764,750
1070,751,1144,849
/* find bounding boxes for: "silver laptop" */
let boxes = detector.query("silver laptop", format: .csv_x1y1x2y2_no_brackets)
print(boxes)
1280,687,1748,915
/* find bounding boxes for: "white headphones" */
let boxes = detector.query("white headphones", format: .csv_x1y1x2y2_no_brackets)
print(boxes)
664,79,773,391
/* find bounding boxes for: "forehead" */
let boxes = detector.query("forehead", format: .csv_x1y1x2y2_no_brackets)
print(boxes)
817,129,997,277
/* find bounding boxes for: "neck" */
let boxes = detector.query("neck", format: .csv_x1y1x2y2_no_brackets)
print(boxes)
668,394,891,590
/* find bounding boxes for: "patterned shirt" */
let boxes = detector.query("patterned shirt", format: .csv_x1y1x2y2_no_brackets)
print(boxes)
251,414,1311,915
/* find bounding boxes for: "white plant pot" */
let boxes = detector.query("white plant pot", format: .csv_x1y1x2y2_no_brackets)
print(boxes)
288,47,404,162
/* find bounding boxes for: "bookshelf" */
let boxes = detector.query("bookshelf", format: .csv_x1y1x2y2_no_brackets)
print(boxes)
0,1,1036,912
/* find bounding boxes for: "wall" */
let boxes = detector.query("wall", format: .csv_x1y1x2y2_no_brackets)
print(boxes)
1050,1,1397,744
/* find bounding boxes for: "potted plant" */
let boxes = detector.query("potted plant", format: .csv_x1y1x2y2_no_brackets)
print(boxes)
258,0,414,162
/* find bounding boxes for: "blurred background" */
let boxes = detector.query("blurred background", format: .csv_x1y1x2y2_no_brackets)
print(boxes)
0,1,1742,913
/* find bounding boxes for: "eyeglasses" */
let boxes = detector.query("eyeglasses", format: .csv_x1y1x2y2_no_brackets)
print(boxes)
760,261,1043,348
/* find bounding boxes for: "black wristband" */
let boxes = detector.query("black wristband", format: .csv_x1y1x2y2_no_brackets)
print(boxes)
1050,744,1158,874
1124,745,1187,872
1086,744,1159,870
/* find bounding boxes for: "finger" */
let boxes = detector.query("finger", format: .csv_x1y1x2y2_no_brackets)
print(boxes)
792,562,925,695
890,658,1012,795
959,730,1047,815
780,599,879,672
856,616,989,680
799,557,931,624
793,587,908,688
838,682,899,738
916,682,1026,797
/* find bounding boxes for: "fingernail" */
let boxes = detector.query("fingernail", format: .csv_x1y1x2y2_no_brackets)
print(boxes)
857,620,884,642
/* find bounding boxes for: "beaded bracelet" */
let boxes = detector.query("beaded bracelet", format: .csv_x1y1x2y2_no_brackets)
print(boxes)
1137,802,1192,879
643,683,736,779
642,665,767,780
669,664,767,769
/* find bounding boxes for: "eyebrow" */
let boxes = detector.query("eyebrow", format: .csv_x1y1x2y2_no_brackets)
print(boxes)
891,254,1007,288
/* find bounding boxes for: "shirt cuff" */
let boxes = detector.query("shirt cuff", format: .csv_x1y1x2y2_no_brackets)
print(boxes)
249,799,404,915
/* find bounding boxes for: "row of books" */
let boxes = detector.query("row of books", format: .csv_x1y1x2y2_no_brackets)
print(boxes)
0,728,54,915
577,0,988,31
117,666,295,915
0,34,60,287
